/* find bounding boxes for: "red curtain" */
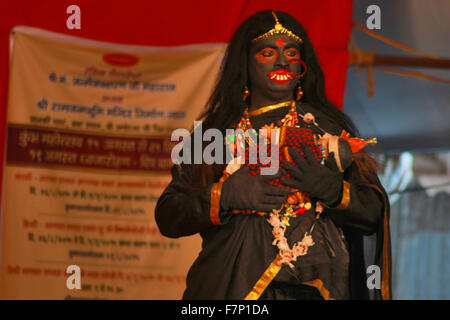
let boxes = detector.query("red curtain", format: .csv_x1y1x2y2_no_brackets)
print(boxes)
0,0,352,206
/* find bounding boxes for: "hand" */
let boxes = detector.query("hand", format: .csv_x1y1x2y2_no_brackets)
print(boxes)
220,165,291,213
280,146,343,206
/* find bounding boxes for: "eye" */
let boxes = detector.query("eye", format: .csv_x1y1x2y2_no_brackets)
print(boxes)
284,48,299,57
260,48,275,57
255,47,279,63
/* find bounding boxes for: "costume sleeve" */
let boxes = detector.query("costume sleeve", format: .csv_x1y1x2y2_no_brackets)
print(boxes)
155,164,230,239
324,163,386,236
326,163,392,300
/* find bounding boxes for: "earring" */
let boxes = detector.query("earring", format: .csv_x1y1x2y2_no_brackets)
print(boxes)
296,60,307,79
296,84,303,101
295,60,307,101
243,86,250,101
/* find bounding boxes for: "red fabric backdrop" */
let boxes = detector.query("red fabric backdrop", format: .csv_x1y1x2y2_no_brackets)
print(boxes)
0,0,352,209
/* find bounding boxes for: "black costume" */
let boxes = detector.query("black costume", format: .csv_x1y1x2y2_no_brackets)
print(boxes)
155,103,391,300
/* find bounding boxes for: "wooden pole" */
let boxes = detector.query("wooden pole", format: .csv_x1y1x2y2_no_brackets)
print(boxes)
348,49,450,69
373,55,450,69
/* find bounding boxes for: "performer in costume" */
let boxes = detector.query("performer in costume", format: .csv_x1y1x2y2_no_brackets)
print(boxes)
155,10,391,300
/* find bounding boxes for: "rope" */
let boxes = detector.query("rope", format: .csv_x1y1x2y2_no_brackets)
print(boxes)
350,22,450,95
374,67,450,84
352,22,439,60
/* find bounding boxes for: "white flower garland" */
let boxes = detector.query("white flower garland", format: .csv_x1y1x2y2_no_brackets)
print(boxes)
267,210,315,268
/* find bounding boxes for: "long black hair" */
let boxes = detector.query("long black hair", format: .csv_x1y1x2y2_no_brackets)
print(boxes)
199,10,359,137
192,10,370,188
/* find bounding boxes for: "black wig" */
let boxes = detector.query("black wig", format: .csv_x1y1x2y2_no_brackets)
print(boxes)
191,10,377,188
199,10,359,137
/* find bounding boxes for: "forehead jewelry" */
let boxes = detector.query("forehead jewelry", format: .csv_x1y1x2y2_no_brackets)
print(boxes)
251,11,303,44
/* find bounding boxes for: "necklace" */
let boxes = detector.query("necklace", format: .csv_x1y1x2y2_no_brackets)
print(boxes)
224,100,328,269
239,100,298,131
247,100,294,117
233,101,329,163
235,101,297,148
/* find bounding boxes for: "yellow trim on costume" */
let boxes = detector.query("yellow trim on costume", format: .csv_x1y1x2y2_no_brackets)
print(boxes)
283,146,293,163
302,279,335,300
335,180,351,209
382,201,390,300
244,255,282,300
279,126,287,147
210,182,223,225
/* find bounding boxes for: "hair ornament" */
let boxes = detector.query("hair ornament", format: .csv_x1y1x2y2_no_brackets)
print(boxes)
251,11,303,44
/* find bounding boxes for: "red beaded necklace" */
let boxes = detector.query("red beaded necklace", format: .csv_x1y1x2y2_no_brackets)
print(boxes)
222,100,326,268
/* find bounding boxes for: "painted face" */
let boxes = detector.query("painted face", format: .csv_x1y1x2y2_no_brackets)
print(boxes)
248,34,302,97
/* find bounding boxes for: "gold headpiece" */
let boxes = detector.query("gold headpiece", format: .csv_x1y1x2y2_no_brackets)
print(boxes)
251,11,303,44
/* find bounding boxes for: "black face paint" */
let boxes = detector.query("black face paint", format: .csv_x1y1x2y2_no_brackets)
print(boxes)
248,34,302,100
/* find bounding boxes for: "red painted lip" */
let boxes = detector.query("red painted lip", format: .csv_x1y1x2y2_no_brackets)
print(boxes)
103,53,139,67
268,69,294,84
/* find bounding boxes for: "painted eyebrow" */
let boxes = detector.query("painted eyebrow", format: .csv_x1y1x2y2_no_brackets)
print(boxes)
254,44,277,52
283,44,300,50
254,43,299,52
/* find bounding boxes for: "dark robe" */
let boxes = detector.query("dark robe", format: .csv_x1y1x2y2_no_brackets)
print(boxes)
155,103,392,300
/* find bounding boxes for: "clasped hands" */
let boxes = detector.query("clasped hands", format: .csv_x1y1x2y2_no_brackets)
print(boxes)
220,145,343,213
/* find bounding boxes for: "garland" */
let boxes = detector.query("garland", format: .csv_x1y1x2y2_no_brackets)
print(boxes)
221,101,323,268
